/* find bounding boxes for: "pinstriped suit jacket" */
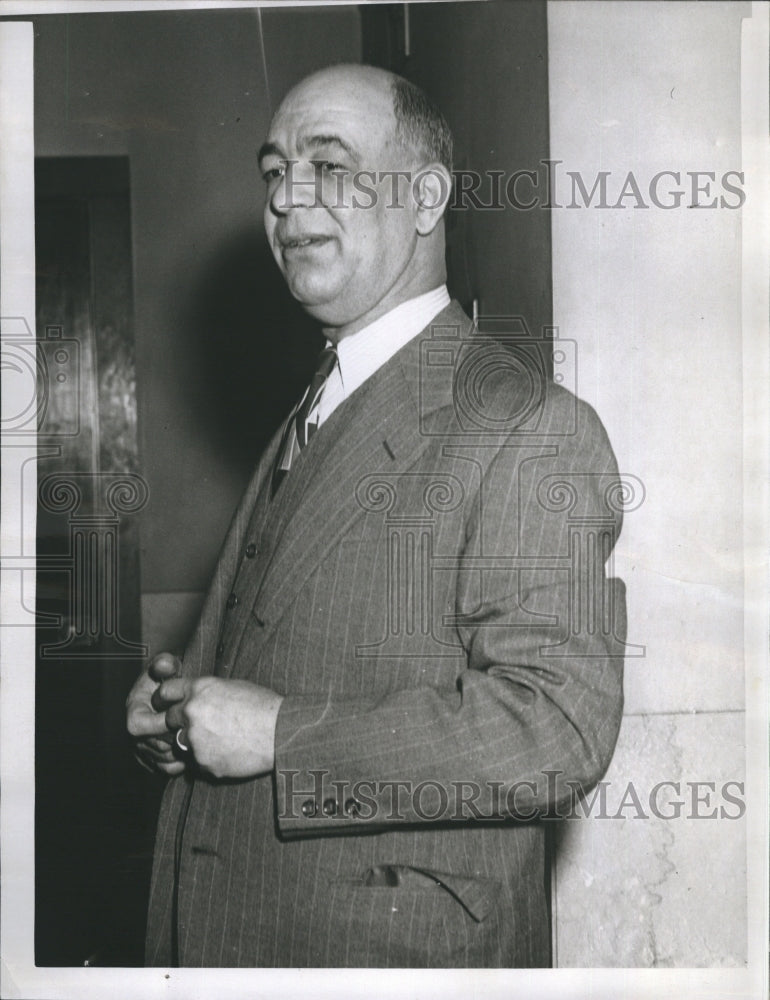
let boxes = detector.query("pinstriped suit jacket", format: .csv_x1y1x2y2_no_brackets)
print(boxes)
145,301,626,967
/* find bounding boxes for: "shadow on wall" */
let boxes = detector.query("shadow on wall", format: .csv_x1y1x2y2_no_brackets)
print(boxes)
183,227,324,473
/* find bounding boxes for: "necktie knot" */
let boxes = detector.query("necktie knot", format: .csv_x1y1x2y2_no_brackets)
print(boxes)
271,346,338,497
295,346,338,448
313,346,339,382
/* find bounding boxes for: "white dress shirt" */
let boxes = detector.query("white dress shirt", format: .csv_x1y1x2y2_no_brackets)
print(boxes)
310,284,450,430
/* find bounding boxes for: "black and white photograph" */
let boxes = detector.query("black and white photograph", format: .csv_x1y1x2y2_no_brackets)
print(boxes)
0,1,767,997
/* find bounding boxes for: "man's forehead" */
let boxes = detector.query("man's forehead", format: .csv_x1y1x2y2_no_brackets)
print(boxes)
268,70,396,141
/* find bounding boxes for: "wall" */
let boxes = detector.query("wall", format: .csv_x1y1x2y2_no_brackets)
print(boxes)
547,0,751,966
361,0,552,341
32,8,361,653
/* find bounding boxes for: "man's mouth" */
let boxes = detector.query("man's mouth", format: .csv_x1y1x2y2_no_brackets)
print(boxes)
281,236,331,251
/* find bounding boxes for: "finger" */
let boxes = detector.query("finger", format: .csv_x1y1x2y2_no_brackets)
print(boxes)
133,750,155,774
149,652,182,683
128,705,175,739
146,735,175,752
134,745,186,777
165,702,187,732
157,677,190,705
150,682,188,713
136,739,177,764
135,751,178,775
157,760,187,776
126,668,157,706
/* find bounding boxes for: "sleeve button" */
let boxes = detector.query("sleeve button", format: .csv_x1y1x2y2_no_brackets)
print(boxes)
301,799,317,818
344,798,362,818
322,797,338,817
226,592,238,609
245,543,257,558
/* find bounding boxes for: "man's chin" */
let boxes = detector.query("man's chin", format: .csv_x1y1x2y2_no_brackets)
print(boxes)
295,299,347,327
283,272,371,328
286,281,346,322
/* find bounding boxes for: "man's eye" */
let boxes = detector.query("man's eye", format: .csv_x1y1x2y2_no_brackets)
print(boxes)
320,161,347,174
262,166,285,182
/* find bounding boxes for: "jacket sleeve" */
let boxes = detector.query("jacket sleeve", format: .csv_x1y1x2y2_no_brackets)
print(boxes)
273,390,627,834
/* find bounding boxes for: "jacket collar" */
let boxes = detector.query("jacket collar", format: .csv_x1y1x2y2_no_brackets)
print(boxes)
249,300,471,642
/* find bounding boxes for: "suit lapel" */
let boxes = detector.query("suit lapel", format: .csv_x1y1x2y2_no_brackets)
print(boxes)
251,301,471,644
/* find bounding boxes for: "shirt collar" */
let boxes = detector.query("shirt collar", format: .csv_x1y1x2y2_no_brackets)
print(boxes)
330,285,451,399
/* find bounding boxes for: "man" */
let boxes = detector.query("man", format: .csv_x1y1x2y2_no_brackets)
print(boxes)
127,63,626,968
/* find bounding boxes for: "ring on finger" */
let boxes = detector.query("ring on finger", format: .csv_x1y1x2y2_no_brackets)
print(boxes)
175,728,189,752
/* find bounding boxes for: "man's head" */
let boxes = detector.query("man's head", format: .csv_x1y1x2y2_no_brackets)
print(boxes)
259,64,453,339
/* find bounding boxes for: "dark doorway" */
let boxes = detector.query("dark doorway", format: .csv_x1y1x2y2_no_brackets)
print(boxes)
34,157,157,966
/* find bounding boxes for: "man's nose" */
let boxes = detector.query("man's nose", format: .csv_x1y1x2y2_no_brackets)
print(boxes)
270,160,323,215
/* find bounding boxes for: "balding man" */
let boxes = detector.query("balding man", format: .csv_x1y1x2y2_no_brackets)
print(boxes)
128,64,626,968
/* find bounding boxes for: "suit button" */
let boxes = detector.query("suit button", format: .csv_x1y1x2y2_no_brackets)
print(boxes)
245,542,257,558
226,592,238,609
344,798,362,818
216,641,225,656
322,798,338,817
301,799,317,817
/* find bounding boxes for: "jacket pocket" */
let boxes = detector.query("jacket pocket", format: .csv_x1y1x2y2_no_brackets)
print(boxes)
331,863,500,922
322,864,502,967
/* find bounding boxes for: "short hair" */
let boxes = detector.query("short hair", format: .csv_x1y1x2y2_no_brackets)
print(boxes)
391,77,454,173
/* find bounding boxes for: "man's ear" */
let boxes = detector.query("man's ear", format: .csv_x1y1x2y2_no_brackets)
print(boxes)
413,163,452,235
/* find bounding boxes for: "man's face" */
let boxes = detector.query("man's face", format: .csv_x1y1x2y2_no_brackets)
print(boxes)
260,70,421,330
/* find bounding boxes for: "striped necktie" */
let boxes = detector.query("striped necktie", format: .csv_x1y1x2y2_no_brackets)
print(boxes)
271,346,338,497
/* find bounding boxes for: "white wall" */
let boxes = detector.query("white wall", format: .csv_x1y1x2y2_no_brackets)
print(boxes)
547,0,753,967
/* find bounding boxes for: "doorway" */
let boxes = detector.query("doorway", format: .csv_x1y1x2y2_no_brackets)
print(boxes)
34,157,156,966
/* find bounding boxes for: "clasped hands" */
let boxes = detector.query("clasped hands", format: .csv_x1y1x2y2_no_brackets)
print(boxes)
126,652,284,779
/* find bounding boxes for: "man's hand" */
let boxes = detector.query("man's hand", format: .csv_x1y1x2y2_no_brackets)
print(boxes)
157,675,284,780
126,652,188,776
